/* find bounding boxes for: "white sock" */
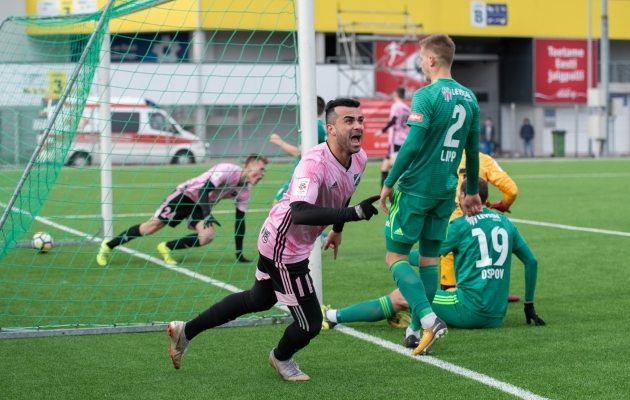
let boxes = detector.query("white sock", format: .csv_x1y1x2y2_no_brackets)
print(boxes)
326,309,338,323
405,327,420,338
420,312,437,329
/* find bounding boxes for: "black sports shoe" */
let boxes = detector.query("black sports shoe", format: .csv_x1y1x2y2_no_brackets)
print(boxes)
404,333,419,348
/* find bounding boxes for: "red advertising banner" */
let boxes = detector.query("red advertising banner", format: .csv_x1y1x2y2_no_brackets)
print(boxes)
374,41,428,97
534,38,598,104
358,98,412,157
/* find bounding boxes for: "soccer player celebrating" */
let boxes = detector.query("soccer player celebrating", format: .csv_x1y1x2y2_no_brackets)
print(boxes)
95,155,269,266
378,34,483,356
321,152,520,334
166,98,380,381
269,96,328,204
374,87,410,187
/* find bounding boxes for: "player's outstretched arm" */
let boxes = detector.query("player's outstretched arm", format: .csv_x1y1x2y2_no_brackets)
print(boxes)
197,180,216,218
383,125,426,189
269,133,299,157
290,195,380,226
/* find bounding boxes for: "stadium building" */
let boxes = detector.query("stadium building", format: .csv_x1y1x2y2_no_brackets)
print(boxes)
5,0,630,158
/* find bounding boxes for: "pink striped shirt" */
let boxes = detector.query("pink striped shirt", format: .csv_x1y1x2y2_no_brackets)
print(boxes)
258,143,368,264
176,163,250,212
389,101,410,146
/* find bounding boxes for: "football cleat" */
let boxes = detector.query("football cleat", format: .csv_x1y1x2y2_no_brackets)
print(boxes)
387,312,411,329
269,349,310,381
157,242,178,265
167,321,189,369
320,304,337,330
412,317,448,356
96,241,111,266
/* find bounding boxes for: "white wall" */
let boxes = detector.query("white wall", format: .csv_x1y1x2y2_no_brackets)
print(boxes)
500,99,630,156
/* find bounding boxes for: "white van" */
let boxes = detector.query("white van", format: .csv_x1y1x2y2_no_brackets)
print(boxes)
36,97,209,167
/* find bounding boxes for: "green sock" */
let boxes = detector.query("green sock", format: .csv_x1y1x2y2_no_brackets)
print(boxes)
409,249,420,267
337,296,395,323
420,265,439,303
390,260,432,325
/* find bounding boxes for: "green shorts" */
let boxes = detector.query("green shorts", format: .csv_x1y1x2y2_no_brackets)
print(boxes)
274,179,291,202
383,190,455,256
432,289,503,329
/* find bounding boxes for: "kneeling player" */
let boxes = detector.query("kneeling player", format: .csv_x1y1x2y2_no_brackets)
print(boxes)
322,178,544,347
96,155,268,266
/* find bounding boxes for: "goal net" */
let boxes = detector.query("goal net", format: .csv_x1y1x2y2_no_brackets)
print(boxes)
0,0,302,333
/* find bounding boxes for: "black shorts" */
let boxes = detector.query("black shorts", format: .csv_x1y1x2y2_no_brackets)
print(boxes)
385,144,402,159
255,253,316,306
153,191,204,230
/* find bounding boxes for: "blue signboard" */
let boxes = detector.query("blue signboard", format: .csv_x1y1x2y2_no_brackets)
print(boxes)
110,31,190,63
486,4,508,26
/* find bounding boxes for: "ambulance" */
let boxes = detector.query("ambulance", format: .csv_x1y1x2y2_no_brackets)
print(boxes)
36,97,209,166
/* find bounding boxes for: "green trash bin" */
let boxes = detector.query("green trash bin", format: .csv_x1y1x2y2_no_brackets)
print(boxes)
552,130,566,157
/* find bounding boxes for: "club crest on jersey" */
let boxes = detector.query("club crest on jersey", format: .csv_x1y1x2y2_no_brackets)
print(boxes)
294,178,310,196
442,86,452,102
465,215,478,226
353,174,361,186
408,112,423,122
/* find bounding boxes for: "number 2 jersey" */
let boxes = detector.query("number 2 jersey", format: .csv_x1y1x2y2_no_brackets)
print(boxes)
440,208,538,318
258,142,368,264
385,78,480,199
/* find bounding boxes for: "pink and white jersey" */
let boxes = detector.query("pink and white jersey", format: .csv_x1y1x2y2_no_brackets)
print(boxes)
176,163,250,212
258,143,368,264
389,101,410,146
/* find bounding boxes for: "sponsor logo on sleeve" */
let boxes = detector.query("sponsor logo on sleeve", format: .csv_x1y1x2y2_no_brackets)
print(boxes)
294,178,310,196
261,227,270,243
353,174,361,186
408,112,423,122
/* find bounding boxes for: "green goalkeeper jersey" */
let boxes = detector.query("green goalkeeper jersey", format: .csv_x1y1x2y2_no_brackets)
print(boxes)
440,208,534,318
384,78,481,199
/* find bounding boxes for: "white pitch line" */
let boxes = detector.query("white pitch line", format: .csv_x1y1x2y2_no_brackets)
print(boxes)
510,218,630,237
336,325,548,400
0,201,284,311
55,208,271,219
510,172,630,179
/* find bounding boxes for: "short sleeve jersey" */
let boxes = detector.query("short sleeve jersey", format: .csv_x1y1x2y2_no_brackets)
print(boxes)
400,78,481,199
389,101,410,146
259,143,368,264
176,163,250,212
439,209,528,318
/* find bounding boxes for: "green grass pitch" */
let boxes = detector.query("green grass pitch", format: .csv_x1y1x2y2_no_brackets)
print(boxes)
2,158,630,399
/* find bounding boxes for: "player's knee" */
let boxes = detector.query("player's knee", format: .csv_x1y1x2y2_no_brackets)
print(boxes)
389,290,409,311
197,234,214,246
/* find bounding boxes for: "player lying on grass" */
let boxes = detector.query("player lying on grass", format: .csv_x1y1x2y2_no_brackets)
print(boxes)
95,155,268,266
166,98,381,382
323,178,545,350
324,152,521,335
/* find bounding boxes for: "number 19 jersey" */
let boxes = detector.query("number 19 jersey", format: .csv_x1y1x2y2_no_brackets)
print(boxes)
402,78,480,199
439,208,528,318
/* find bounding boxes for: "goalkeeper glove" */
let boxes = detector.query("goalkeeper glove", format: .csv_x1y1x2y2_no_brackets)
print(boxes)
353,195,380,221
489,200,511,213
203,214,221,229
524,303,546,326
236,251,251,263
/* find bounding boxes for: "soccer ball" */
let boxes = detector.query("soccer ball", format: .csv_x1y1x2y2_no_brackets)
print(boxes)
32,232,54,252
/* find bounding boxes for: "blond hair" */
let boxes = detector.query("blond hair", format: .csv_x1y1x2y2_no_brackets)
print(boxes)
420,34,456,67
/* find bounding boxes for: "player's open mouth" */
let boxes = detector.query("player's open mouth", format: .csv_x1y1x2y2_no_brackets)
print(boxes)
350,134,362,145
